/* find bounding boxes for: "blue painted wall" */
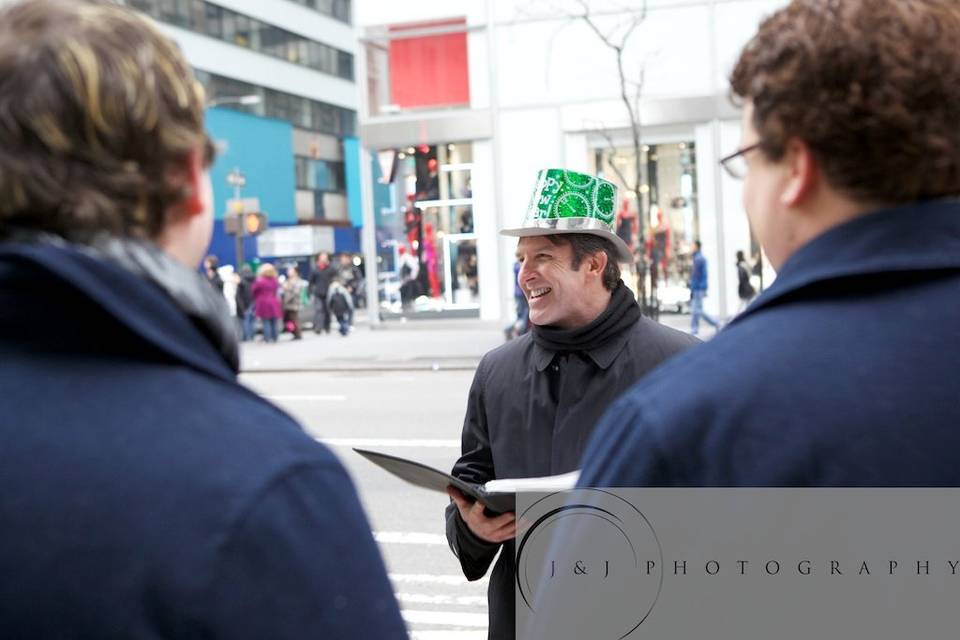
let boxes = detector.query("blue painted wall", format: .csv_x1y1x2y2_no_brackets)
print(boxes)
343,136,364,228
204,108,295,266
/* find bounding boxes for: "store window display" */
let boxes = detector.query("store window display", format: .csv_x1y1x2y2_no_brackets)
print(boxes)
374,142,479,314
594,142,699,313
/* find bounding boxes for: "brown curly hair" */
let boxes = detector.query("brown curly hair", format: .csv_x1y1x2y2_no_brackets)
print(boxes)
730,0,960,204
0,0,214,242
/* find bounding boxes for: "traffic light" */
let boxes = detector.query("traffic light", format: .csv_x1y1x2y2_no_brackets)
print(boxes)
243,211,268,236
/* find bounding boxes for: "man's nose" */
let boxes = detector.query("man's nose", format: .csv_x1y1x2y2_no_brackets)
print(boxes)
517,261,533,284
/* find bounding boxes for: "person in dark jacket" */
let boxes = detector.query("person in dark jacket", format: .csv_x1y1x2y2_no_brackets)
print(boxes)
203,254,224,292
0,3,406,638
734,249,756,313
574,0,960,505
444,169,698,639
235,264,255,341
309,252,334,334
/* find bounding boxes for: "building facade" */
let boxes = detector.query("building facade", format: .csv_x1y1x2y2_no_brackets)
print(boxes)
355,0,786,322
124,0,363,266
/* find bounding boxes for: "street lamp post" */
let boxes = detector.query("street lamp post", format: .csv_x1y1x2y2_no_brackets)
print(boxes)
226,168,247,266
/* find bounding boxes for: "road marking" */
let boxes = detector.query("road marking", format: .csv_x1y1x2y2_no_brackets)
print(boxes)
401,609,488,628
397,593,487,607
264,394,346,401
389,573,488,587
410,633,487,640
321,438,460,448
375,531,448,546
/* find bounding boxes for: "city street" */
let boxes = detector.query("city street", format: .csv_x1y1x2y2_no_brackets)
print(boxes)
239,314,712,638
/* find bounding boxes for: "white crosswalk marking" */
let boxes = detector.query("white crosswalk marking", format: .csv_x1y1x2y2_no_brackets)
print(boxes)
409,632,487,640
374,531,448,546
397,593,487,607
320,437,460,448
401,609,489,627
264,394,346,401
389,573,488,587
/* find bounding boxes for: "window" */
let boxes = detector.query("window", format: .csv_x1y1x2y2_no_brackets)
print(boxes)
233,14,251,47
338,50,354,80
199,70,356,136
203,3,222,38
127,1,353,78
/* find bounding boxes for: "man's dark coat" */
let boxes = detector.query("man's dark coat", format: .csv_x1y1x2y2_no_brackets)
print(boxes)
0,243,407,639
446,313,697,639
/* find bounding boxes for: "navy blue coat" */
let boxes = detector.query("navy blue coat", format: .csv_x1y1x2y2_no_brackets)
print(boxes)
0,243,407,639
580,200,960,487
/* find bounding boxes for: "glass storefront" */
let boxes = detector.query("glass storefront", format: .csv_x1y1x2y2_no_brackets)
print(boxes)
374,142,479,315
592,141,699,312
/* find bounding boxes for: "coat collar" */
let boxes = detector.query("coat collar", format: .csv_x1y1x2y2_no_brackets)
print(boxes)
531,326,633,371
732,199,960,325
0,241,237,382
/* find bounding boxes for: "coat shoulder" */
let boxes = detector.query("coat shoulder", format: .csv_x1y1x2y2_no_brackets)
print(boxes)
627,316,702,357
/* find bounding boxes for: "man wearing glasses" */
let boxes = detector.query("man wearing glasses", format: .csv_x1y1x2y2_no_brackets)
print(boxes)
574,0,960,489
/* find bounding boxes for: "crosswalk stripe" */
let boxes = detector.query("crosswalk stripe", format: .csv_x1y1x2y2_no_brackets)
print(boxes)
321,438,460,448
397,593,487,607
264,394,346,401
374,531,448,546
410,631,487,639
389,573,489,587
401,609,488,627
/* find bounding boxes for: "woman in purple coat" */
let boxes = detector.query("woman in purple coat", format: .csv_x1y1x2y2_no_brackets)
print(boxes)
251,263,282,342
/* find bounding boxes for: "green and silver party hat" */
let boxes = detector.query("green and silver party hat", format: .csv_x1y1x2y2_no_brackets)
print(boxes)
500,169,631,262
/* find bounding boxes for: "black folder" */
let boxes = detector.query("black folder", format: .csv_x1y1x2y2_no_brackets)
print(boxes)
353,448,517,514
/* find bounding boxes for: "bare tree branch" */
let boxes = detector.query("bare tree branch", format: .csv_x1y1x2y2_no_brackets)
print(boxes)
595,128,633,191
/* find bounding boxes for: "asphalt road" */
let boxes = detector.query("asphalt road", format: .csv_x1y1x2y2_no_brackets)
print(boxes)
241,369,489,639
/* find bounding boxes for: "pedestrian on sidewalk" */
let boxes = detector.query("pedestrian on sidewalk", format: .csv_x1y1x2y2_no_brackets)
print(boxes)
308,252,334,334
252,263,282,342
0,2,406,638
688,240,720,335
735,249,756,313
235,264,256,341
503,259,529,340
281,265,304,340
445,168,699,640
327,278,354,336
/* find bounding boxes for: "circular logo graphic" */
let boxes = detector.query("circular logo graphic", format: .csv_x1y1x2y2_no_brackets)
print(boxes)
515,490,663,639
563,170,596,190
593,181,617,223
552,191,591,219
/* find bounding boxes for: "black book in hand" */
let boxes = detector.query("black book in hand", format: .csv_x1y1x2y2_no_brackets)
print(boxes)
353,448,579,515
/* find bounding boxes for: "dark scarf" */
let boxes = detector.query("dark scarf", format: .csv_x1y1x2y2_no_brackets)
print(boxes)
531,281,642,353
8,231,239,372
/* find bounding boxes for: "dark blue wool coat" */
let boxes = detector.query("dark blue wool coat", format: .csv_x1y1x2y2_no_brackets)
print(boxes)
0,243,407,639
580,199,960,487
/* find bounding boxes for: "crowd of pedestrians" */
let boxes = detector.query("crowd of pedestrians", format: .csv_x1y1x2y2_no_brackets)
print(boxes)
202,251,364,343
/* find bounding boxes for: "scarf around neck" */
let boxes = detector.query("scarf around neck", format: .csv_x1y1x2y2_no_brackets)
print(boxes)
531,281,642,353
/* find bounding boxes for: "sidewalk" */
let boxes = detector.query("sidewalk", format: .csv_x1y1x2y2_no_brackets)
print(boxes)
239,312,715,373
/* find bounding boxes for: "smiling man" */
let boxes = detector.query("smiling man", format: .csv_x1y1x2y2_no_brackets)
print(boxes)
574,0,960,488
444,169,697,639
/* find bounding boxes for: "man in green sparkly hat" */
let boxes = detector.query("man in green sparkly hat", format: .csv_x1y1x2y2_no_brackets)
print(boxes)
445,169,699,639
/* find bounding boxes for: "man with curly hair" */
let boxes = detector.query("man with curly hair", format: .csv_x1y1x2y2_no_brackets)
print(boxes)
577,0,960,488
0,1,405,637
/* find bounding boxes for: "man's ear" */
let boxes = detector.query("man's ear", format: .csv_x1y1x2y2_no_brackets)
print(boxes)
181,146,207,216
587,248,609,278
780,138,818,207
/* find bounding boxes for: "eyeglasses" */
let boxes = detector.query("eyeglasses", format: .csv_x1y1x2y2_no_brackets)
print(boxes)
719,142,763,180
